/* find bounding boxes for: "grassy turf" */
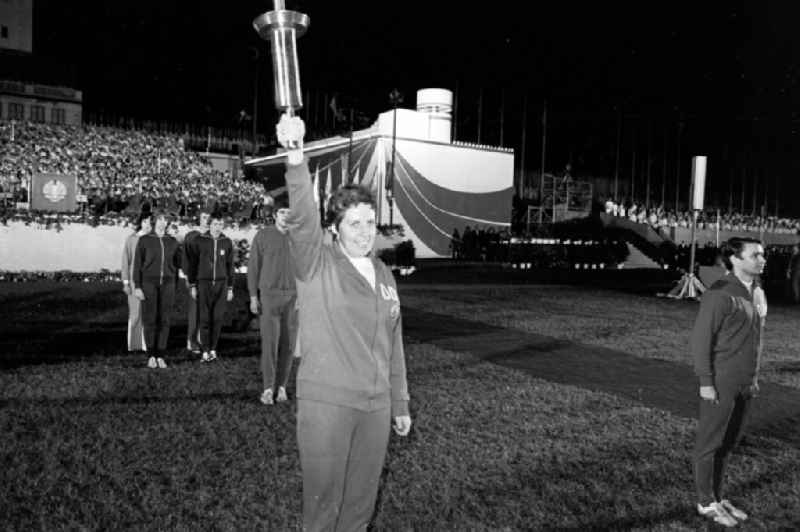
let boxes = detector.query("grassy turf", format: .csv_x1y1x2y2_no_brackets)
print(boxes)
2,282,800,530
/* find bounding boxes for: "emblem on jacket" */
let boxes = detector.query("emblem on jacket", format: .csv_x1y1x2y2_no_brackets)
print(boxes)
380,283,401,319
42,179,67,203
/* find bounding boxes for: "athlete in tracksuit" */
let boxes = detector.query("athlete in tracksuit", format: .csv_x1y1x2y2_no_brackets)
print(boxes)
183,212,210,353
121,214,150,352
278,114,411,532
690,237,766,526
247,201,297,404
186,215,234,361
133,211,182,368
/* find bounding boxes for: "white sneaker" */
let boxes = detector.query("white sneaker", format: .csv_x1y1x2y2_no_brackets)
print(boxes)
201,352,211,363
156,357,167,369
208,350,218,362
719,499,748,521
697,502,737,527
147,356,157,369
276,386,288,402
260,388,274,405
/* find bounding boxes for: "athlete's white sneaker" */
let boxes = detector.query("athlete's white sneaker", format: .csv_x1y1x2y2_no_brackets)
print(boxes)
156,357,167,369
276,386,288,402
147,356,157,369
260,388,274,405
719,499,748,521
697,502,737,527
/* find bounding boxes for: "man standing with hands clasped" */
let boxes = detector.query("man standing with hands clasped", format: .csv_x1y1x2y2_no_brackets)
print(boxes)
690,237,767,527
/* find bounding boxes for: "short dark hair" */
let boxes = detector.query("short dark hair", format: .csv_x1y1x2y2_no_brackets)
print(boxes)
720,237,762,271
134,212,150,231
149,209,173,226
325,185,375,229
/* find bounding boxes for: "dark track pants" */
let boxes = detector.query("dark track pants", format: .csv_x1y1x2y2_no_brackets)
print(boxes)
297,400,391,532
197,280,228,352
259,292,297,390
694,381,753,505
187,287,200,350
141,281,176,355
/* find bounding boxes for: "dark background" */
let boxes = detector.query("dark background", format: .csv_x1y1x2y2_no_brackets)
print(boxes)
4,0,799,211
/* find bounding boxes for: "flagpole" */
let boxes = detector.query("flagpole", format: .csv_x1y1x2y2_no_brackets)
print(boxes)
499,88,505,147
452,80,459,142
645,120,652,208
539,98,547,222
630,120,637,202
347,108,354,183
614,106,621,202
519,93,527,200
477,87,483,144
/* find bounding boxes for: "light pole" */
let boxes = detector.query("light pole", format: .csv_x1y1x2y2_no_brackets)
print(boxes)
388,88,404,226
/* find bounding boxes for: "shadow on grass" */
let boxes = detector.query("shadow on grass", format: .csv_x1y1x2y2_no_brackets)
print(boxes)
403,307,800,446
0,390,258,410
0,326,258,369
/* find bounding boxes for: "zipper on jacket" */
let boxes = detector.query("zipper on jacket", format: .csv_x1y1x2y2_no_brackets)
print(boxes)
212,237,218,283
159,236,165,285
370,269,381,400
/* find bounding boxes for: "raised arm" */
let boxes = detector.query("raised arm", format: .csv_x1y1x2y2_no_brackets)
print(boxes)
277,114,323,281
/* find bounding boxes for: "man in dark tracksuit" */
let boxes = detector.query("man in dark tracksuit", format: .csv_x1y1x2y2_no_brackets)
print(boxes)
183,211,210,353
787,244,800,303
133,211,182,369
247,199,297,404
186,214,234,362
690,237,766,527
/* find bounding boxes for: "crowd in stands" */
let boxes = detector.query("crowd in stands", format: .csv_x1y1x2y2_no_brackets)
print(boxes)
0,121,269,222
603,198,800,234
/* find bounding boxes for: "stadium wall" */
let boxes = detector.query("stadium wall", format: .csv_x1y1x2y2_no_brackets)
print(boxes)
0,222,404,272
0,222,258,272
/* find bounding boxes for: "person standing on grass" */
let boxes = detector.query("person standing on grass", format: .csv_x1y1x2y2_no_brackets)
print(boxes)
121,213,151,353
183,211,211,354
277,114,411,532
690,236,766,527
133,210,182,369
786,243,800,303
247,198,297,405
186,213,234,363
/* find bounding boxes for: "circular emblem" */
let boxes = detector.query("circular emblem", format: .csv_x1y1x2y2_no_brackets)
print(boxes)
42,179,67,203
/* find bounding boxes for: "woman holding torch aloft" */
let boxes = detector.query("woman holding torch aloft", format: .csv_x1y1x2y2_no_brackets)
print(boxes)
276,114,411,531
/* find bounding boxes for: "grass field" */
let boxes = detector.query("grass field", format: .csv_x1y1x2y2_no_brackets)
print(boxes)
2,279,800,531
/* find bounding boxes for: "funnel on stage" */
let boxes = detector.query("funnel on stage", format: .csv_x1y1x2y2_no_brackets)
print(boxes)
253,1,310,113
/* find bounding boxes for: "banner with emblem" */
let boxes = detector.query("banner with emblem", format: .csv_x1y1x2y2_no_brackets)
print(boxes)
30,173,78,212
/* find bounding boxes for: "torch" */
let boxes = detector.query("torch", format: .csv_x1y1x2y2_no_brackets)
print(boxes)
253,1,309,149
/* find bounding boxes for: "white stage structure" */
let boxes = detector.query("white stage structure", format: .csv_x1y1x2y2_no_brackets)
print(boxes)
245,88,515,258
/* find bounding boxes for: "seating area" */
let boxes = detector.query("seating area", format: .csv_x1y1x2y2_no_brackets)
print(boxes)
602,198,800,234
0,120,268,223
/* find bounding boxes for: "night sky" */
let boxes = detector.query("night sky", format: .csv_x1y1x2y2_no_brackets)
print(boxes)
16,1,800,210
